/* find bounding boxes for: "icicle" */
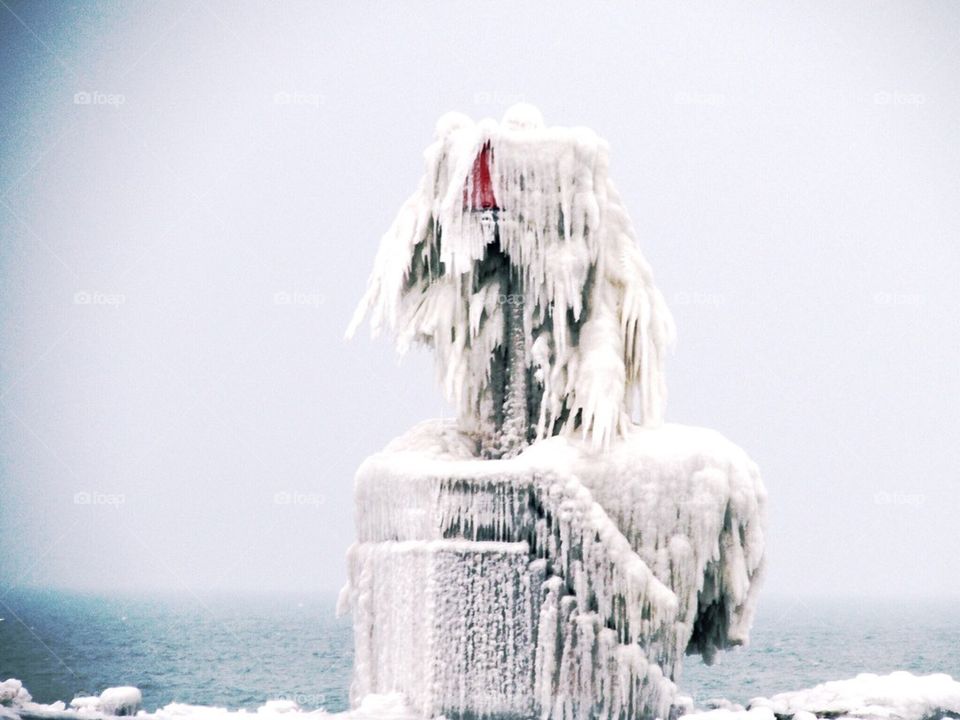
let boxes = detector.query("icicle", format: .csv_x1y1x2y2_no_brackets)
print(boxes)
348,105,674,452
343,419,765,720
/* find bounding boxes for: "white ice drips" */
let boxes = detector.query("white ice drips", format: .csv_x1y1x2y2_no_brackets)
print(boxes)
341,419,766,720
348,105,675,450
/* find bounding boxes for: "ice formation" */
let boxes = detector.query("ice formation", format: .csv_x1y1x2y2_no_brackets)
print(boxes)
340,420,766,720
341,105,768,720
348,104,674,455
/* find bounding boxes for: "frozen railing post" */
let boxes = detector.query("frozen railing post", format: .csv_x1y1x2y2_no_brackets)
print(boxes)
342,104,767,720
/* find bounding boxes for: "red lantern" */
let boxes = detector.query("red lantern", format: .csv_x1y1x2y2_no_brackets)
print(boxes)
464,142,498,211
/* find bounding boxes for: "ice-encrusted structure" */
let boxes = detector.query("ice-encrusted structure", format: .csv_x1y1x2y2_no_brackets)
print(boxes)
340,421,765,720
343,106,766,720
348,104,674,455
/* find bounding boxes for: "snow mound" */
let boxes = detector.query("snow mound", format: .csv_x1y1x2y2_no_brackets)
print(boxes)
747,672,960,720
341,419,766,720
68,695,101,711
0,681,31,707
679,673,960,720
349,104,674,451
681,708,777,720
0,680,414,720
1,685,141,719
97,688,141,716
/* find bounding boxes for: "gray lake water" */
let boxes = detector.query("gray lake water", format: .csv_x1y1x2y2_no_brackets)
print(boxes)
0,590,956,712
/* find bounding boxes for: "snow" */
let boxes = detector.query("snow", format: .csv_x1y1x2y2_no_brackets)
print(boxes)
4,674,959,720
748,672,960,720
340,418,766,720
0,686,142,720
0,680,415,720
681,707,776,720
0,681,30,707
67,697,100,711
680,673,960,720
96,688,141,716
348,104,674,452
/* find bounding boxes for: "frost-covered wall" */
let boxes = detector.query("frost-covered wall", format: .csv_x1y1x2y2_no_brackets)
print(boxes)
348,105,674,455
340,420,766,720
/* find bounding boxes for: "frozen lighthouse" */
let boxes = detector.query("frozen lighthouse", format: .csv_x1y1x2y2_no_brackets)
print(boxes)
342,104,767,720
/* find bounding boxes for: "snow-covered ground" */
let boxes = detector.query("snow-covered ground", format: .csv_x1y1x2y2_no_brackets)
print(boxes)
5,673,960,720
679,672,960,720
0,680,414,720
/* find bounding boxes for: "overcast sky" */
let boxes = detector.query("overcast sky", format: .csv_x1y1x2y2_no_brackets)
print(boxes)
1,0,958,602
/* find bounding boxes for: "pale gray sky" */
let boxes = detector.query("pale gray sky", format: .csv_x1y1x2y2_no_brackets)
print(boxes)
1,0,958,600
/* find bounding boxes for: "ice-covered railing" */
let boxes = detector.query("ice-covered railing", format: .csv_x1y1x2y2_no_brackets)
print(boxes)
348,104,674,456
341,420,766,720
522,424,767,663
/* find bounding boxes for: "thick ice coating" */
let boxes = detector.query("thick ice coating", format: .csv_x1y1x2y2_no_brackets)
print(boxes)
348,105,674,452
343,107,766,720
340,420,766,720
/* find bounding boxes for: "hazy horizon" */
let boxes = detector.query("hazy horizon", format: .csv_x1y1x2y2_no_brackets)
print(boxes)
2,1,959,601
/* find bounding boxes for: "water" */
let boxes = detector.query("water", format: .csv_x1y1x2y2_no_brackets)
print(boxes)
0,590,352,711
682,596,960,705
1,590,957,712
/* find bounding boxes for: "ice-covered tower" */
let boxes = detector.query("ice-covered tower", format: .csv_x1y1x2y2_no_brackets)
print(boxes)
348,103,673,459
341,105,767,720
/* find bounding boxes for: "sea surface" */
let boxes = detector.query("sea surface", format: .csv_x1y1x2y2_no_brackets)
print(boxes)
0,590,957,712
